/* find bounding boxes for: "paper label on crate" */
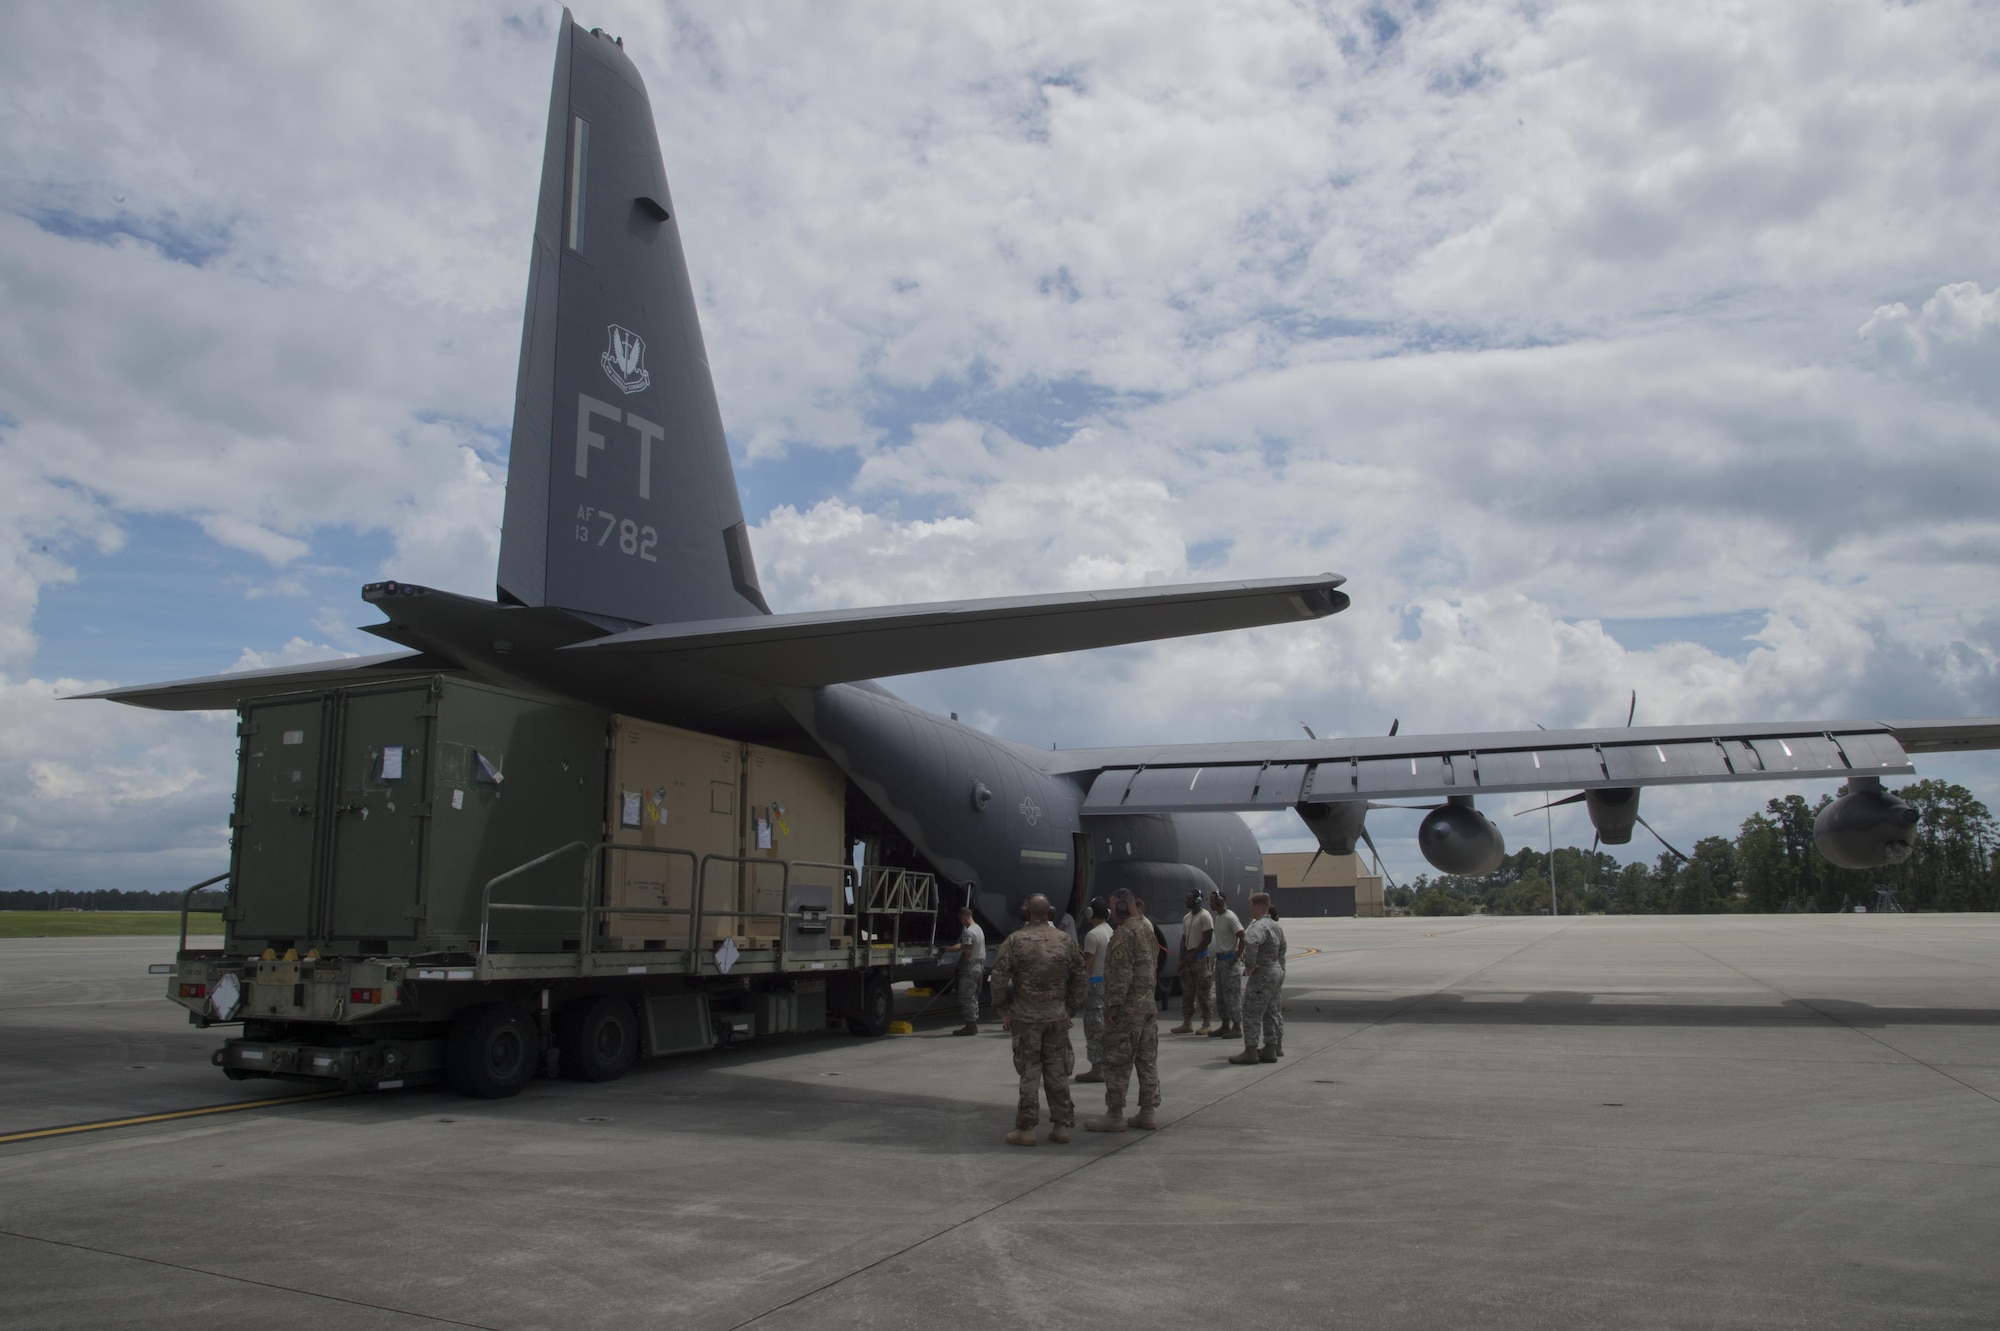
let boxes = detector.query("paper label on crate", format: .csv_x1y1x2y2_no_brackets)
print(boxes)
282,730,304,746
756,818,772,851
452,788,465,811
714,937,740,974
380,746,403,780
622,790,642,827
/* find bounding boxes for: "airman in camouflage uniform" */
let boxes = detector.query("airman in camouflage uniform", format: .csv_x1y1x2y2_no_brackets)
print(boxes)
1170,888,1215,1035
1207,890,1244,1039
1077,899,1113,1082
988,894,1089,1146
1229,892,1285,1065
1086,889,1161,1132
1266,909,1287,1057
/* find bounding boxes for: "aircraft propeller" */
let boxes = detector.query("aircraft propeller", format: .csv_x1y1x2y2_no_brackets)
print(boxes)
1508,691,1688,861
1295,718,1404,886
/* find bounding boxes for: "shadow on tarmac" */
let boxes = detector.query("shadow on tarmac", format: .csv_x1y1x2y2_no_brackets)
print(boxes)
1280,991,2000,1027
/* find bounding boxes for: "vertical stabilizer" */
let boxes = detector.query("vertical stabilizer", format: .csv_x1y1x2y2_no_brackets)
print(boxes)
499,13,769,626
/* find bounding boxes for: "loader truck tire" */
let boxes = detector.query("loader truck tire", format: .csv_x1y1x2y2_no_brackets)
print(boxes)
556,994,638,1083
846,973,893,1038
446,1002,538,1099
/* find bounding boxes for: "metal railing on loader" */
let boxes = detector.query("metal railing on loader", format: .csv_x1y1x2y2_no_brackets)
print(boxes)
477,841,940,978
176,872,231,954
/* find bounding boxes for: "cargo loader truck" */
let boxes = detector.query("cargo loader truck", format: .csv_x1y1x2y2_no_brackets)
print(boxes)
160,676,954,1098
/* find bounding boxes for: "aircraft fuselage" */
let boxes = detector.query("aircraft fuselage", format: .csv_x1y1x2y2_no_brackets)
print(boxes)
787,681,1263,938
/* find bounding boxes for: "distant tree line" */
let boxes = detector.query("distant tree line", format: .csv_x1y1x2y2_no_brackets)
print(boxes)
1386,780,1999,917
0,889,228,912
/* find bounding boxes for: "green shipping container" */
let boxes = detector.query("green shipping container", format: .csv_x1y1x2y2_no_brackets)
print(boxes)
228,677,608,956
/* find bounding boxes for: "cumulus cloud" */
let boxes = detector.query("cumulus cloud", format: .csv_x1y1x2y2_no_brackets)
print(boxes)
1861,280,2000,411
0,675,234,892
3,0,1998,887
228,637,358,674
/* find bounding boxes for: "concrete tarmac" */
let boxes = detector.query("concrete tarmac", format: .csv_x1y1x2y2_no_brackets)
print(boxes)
2,915,1997,1329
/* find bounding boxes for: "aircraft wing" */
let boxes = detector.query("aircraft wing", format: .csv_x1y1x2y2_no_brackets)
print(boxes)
564,575,1349,685
1040,718,2000,814
66,650,463,711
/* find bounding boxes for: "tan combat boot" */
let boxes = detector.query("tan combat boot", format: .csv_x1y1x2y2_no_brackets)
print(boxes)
1005,1128,1037,1147
1169,1021,1193,1034
1129,1107,1158,1131
1258,1045,1277,1063
1084,1112,1128,1132
1227,1046,1261,1065
1196,1022,1212,1035
1049,1124,1072,1143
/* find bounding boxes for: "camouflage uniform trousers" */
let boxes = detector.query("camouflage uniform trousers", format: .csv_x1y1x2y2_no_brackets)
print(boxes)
1180,955,1214,1025
1082,983,1106,1069
1100,1005,1161,1114
1213,954,1243,1025
1240,964,1285,1048
1010,1020,1076,1129
958,961,982,1025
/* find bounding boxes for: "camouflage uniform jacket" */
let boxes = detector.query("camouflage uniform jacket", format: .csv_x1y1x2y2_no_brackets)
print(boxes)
988,925,1088,1023
1101,916,1160,1013
1240,917,1285,969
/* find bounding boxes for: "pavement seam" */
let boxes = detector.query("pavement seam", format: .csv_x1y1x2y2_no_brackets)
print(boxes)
1729,917,2000,974
1351,1127,2000,1169
0,1227,507,1330
1667,931,2000,1111
722,919,1573,1330
0,1090,349,1145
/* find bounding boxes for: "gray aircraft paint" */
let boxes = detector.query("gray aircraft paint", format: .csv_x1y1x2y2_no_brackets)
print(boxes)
498,21,767,627
79,10,2000,944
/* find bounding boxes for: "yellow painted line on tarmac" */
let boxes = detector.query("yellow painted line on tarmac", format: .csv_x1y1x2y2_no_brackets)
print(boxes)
0,1091,350,1145
1286,948,1322,959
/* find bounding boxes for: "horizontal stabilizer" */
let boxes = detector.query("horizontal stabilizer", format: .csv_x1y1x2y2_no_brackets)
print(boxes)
70,651,459,712
564,575,1349,685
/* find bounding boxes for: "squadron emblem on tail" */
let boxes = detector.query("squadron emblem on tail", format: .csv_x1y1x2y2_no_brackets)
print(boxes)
600,323,651,394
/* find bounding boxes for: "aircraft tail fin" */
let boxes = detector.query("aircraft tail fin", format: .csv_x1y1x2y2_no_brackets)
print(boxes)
498,12,769,628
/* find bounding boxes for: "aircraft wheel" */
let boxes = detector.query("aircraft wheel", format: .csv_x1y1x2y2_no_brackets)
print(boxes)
846,973,892,1037
445,1003,538,1099
557,995,638,1082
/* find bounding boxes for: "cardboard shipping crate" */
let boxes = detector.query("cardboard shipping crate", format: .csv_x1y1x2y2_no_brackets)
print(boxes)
742,745,848,936
600,718,850,950
606,718,738,947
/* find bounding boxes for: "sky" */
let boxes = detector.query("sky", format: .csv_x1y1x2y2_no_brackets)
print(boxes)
2,0,1997,895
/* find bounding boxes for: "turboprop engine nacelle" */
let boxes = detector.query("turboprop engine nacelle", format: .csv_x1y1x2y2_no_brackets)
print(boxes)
1296,800,1367,855
1585,787,1640,846
1419,796,1505,876
1813,777,1918,870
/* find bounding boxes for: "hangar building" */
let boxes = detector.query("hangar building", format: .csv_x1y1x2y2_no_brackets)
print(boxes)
1261,851,1386,918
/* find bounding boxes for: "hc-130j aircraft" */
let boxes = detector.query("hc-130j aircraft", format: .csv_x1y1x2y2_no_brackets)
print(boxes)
86,14,2000,944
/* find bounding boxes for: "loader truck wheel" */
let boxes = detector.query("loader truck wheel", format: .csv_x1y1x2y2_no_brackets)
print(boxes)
445,1002,538,1099
846,973,892,1038
556,995,638,1082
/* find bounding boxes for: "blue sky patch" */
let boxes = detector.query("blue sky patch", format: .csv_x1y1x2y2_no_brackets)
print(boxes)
26,206,232,268
34,515,391,685
1593,610,1769,661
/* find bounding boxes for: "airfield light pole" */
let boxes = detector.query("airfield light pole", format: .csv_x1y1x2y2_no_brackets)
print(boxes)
1547,804,1557,917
